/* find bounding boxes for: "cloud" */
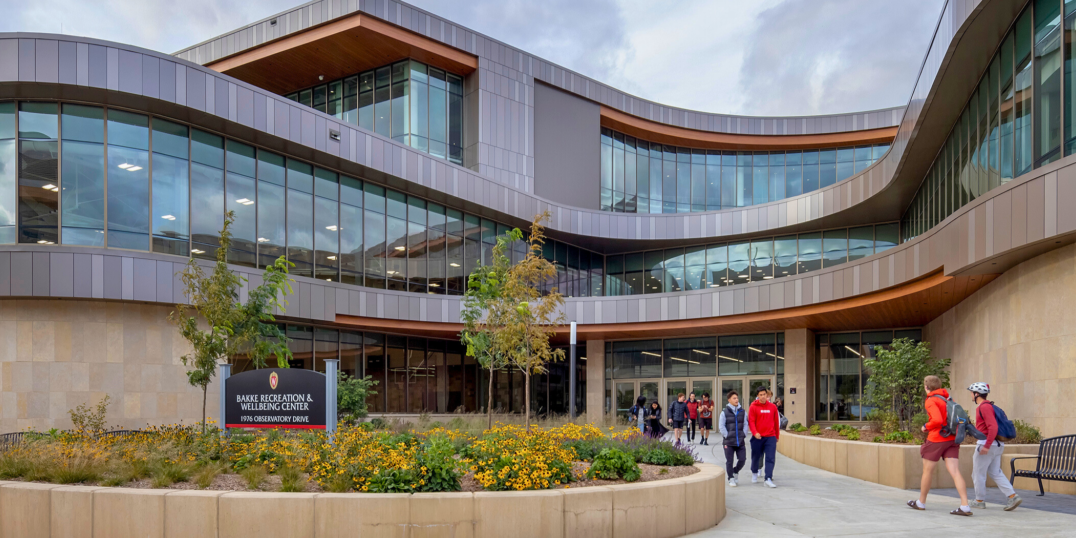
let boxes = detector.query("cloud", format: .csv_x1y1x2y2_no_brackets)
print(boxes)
0,0,945,116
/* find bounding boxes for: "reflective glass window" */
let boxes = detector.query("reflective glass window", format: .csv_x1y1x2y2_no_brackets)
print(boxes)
225,140,256,266
61,105,105,246
340,176,364,285
718,334,776,376
797,232,822,273
190,130,224,258
0,103,15,244
19,102,58,244
822,229,848,268
152,119,189,255
774,235,797,278
664,337,716,378
256,151,286,268
286,159,314,277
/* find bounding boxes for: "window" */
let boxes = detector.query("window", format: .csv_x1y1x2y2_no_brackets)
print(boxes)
256,151,286,268
664,337,716,377
340,176,363,285
61,104,105,246
190,129,224,259
152,119,189,256
19,102,58,244
225,140,256,266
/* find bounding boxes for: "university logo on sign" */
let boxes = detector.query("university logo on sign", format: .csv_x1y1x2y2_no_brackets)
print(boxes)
224,368,327,429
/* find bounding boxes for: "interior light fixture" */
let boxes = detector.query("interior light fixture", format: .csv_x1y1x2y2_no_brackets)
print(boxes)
641,351,661,357
43,184,56,190
692,349,711,355
395,246,406,251
160,214,176,221
327,256,337,261
37,240,48,244
763,276,774,280
449,262,460,267
748,346,762,352
191,249,205,254
845,345,862,357
429,283,440,287
235,198,254,206
325,278,332,282
126,166,142,172
117,163,131,169
718,355,742,362
257,237,269,243
324,225,338,231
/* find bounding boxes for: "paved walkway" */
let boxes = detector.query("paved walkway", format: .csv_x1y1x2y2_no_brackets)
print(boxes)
662,434,1076,537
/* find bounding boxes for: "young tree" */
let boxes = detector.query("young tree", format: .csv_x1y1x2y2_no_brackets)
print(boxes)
460,228,519,430
170,211,295,432
493,213,565,428
862,338,951,431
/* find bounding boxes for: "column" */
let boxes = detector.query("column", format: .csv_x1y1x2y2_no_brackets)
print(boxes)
783,329,815,426
585,339,605,424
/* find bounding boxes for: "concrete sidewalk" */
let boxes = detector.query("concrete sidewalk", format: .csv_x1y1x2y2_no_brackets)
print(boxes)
672,435,1076,537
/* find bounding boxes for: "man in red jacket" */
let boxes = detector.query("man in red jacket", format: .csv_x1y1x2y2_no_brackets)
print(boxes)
907,375,972,516
967,382,1021,511
747,386,780,488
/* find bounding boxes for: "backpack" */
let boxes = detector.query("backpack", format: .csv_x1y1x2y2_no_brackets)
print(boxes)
930,395,985,444
991,403,1017,442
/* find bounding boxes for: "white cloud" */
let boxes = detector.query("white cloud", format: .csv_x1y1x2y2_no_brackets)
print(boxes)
0,0,945,116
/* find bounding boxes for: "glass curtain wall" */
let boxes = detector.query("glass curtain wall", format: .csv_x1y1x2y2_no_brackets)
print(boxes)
815,329,923,421
904,0,1076,241
603,223,898,296
600,127,890,213
0,103,15,243
18,102,58,244
285,59,464,165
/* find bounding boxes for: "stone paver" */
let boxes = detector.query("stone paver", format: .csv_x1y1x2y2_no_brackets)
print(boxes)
667,435,1076,537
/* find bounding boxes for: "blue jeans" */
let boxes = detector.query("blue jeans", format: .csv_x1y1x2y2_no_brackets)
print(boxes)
638,421,646,434
750,436,777,480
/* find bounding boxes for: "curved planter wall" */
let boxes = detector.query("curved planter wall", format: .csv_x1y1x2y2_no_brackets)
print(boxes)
0,463,724,538
777,433,1073,495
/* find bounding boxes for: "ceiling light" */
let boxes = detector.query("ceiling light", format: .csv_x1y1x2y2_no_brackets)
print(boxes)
37,240,48,244
325,278,332,282
235,198,254,205
191,249,205,254
117,163,131,169
692,349,710,355
748,347,762,352
763,276,774,280
325,225,338,231
782,271,788,274
395,246,406,251
718,355,742,362
258,237,270,243
641,351,661,357
845,345,862,357
450,262,460,267
160,214,176,220
429,283,440,287
326,255,336,261
126,166,142,172
43,184,56,190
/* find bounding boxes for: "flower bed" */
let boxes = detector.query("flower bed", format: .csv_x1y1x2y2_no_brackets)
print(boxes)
0,423,698,493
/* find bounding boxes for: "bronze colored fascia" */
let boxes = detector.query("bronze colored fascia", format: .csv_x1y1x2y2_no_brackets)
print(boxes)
601,106,898,151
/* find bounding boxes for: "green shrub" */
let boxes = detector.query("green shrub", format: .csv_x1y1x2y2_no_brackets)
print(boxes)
832,424,848,433
865,409,900,436
884,431,914,444
69,395,112,435
338,372,378,420
369,417,387,430
415,435,462,492
788,422,802,431
845,430,860,441
809,425,821,436
911,412,929,441
873,436,883,443
587,448,641,482
1014,420,1042,444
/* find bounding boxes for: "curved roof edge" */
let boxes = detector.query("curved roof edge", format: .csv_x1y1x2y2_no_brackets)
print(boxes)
171,0,906,136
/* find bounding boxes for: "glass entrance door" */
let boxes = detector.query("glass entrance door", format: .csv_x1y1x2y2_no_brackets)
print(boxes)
614,380,660,419
718,376,774,404
664,378,715,409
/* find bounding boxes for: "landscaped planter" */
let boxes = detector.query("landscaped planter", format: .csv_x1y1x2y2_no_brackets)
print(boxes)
777,433,1068,493
0,463,726,538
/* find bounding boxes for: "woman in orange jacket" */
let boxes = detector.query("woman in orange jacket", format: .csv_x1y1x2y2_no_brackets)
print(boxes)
907,375,972,516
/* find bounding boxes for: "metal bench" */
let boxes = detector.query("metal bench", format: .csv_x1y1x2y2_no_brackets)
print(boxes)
1009,434,1076,496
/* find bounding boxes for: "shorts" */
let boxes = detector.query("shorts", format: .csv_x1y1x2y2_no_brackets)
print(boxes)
920,439,960,462
699,418,712,429
672,419,686,429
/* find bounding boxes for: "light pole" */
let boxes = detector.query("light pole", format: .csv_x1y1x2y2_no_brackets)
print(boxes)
569,321,577,420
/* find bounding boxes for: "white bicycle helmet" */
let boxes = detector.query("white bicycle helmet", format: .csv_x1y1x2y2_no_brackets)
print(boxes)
967,382,990,395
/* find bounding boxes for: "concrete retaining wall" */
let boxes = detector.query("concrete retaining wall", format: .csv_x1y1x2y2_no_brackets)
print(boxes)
778,433,1074,494
0,463,725,538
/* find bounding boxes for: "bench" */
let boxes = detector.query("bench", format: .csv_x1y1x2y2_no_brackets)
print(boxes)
1009,434,1076,496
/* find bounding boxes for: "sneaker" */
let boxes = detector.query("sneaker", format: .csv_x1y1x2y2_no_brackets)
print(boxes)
764,479,777,488
751,473,759,484
970,501,986,509
1004,494,1022,511
731,476,738,487
728,477,737,487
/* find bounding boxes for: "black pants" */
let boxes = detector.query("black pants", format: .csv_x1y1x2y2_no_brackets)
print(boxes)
750,436,777,480
723,444,746,478
687,418,698,440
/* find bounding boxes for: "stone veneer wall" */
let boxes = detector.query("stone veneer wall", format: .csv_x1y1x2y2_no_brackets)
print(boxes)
925,244,1076,439
0,299,215,432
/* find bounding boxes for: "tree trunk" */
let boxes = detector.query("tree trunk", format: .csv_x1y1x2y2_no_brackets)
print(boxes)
487,364,495,431
202,385,208,435
524,370,531,429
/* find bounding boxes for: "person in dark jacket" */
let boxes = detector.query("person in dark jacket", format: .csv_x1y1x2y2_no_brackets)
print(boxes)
628,395,647,435
718,390,751,487
647,401,668,439
668,393,689,444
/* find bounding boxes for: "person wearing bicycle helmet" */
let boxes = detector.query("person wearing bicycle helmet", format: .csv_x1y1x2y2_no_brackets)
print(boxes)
967,382,1021,511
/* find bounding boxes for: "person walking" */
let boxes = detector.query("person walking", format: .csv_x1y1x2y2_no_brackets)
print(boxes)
668,393,689,445
698,393,714,446
748,386,780,488
686,393,700,443
967,382,1022,511
719,390,751,487
628,395,647,436
647,401,668,439
907,375,973,516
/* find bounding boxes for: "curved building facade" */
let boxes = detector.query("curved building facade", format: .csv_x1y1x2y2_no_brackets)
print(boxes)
0,0,1073,437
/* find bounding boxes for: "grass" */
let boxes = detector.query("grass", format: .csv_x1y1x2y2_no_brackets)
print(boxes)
240,464,268,490
150,461,192,488
194,462,226,489
278,466,307,493
367,412,614,438
52,455,104,484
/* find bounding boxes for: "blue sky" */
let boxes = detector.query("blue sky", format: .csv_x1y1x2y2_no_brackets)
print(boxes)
0,0,944,116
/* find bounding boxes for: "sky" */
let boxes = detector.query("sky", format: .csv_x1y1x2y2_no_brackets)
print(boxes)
0,0,945,116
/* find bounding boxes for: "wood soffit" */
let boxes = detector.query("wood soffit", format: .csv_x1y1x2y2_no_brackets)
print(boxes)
601,106,898,151
332,270,997,342
205,13,479,96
